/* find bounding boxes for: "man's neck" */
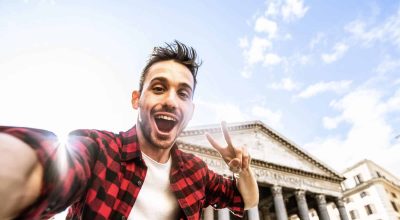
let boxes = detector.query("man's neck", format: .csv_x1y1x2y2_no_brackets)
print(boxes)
140,146,171,164
136,125,173,163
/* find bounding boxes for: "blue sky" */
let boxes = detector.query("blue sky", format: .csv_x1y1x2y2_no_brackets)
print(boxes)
1,0,400,181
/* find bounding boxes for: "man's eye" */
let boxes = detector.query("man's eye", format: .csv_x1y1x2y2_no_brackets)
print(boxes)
152,86,165,93
179,91,190,99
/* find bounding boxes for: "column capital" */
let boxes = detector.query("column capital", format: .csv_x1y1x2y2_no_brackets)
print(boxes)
295,189,306,197
271,185,282,196
295,189,307,202
335,198,345,208
315,194,327,205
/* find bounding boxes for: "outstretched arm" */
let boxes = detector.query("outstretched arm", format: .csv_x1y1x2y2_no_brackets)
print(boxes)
0,127,100,219
205,121,259,209
0,133,43,219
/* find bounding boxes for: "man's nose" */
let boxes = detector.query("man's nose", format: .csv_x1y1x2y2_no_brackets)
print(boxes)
164,91,178,109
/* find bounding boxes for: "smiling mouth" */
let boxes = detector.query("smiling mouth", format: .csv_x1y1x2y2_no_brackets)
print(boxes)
154,115,177,133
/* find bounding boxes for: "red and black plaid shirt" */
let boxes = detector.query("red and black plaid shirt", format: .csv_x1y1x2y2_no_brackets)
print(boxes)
1,126,244,220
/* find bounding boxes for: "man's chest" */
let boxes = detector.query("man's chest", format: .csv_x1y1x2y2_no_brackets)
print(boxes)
70,159,206,220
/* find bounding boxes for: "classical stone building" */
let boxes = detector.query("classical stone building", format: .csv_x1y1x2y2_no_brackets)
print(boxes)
177,121,349,220
341,159,400,220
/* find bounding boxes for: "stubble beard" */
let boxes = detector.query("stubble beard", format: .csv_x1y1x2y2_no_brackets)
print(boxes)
138,112,176,150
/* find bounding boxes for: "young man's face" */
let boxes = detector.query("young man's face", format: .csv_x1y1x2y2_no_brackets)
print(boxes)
132,60,195,150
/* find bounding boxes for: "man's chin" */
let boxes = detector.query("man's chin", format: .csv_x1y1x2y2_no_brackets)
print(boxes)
153,140,175,150
152,134,176,149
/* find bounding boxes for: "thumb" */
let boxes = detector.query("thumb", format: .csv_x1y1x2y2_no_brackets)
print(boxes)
228,158,242,173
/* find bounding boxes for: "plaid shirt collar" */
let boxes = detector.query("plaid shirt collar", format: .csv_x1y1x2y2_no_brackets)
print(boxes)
119,125,141,162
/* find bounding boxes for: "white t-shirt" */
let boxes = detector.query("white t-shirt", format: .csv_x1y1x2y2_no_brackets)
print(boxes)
128,153,179,220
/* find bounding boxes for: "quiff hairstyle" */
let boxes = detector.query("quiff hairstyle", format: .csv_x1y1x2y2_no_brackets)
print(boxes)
138,40,201,95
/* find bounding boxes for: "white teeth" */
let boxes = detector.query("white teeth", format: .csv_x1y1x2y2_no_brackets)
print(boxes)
156,115,176,121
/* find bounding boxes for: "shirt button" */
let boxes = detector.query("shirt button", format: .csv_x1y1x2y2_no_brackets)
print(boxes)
137,180,142,186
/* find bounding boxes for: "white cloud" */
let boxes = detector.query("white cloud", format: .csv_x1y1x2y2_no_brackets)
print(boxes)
345,9,400,48
281,0,309,22
304,89,400,176
374,57,400,75
382,88,400,113
283,33,292,40
244,36,272,65
239,0,311,75
265,1,280,17
291,53,311,65
309,32,325,50
296,80,352,99
241,67,252,78
214,104,248,123
298,54,310,65
251,105,283,129
192,100,249,125
269,77,299,91
321,42,349,63
263,53,282,65
241,36,273,78
255,17,278,39
322,115,343,129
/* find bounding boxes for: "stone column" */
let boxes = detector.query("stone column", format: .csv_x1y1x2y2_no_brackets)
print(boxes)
315,194,330,220
248,206,260,220
335,198,349,220
218,208,230,220
295,190,310,220
271,185,288,220
204,205,214,220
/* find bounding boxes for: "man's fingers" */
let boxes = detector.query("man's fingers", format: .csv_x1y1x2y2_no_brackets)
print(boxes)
205,133,223,151
228,147,243,173
234,146,243,166
228,158,241,173
221,121,233,147
242,147,250,170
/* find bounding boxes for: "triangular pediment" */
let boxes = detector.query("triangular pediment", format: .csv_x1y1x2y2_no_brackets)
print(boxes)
178,120,341,179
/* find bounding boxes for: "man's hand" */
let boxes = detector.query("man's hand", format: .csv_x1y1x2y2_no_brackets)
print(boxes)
205,121,250,173
0,133,43,219
205,121,259,209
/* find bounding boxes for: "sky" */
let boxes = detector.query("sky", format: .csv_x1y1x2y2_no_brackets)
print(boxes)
1,0,400,185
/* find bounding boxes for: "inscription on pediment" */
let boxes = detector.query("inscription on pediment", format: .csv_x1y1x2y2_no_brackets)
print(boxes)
179,128,329,176
194,154,342,197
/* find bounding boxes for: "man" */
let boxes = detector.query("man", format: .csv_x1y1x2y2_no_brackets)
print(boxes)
0,40,258,219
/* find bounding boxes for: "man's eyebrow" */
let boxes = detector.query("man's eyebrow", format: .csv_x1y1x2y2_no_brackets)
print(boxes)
149,77,193,92
149,77,168,84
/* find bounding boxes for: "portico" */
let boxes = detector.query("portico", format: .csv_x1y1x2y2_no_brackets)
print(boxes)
177,121,348,220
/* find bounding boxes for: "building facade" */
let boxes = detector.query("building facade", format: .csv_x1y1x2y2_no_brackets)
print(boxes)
177,121,349,220
341,159,400,220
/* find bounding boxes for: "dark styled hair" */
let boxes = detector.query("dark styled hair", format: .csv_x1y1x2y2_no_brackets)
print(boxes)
138,40,201,94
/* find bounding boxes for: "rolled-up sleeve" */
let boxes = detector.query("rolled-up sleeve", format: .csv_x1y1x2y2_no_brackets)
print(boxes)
204,167,245,217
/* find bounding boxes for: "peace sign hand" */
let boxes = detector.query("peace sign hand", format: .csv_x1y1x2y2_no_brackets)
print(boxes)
205,121,251,174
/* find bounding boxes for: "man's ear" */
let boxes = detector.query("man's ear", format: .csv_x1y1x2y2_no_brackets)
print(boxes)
131,90,140,109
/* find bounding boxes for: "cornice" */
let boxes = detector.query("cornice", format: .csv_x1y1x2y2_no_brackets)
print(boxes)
180,120,343,180
176,140,344,183
343,177,400,196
